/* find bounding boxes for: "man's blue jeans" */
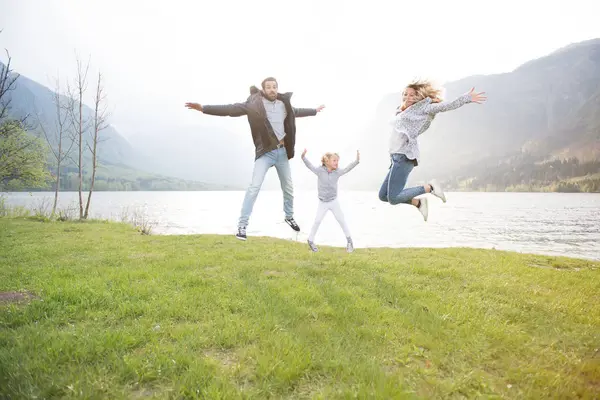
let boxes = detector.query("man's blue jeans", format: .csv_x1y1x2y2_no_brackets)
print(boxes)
239,147,293,227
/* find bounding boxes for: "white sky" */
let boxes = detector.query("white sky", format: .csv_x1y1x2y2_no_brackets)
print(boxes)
1,0,600,154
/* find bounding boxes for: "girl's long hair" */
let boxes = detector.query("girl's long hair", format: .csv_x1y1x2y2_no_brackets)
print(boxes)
321,152,339,166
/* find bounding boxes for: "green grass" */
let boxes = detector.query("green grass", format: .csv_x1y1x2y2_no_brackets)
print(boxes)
0,218,599,399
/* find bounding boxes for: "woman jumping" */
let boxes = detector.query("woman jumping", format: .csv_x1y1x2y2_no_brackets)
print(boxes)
379,80,487,221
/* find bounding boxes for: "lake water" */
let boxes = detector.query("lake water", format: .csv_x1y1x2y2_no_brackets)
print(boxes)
3,191,600,261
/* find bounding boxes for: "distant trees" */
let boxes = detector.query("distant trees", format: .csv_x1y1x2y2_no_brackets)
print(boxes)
1,31,50,191
0,120,49,190
447,155,600,193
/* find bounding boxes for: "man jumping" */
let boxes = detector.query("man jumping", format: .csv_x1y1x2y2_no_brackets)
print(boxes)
185,77,325,240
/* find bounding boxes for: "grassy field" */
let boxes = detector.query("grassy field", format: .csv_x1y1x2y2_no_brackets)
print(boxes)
0,218,599,399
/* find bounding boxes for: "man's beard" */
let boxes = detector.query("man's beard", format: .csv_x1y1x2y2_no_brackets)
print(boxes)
263,91,277,101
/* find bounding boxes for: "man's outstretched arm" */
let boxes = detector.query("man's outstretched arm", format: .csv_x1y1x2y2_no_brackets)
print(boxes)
294,104,325,118
185,102,247,117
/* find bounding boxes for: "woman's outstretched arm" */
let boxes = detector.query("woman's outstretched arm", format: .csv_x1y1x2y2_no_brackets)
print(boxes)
422,88,486,114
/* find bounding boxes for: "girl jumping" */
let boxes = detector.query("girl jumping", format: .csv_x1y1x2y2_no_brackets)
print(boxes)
302,149,360,253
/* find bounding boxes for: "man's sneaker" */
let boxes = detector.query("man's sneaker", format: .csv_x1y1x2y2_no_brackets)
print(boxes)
418,197,429,222
346,237,354,253
429,179,446,203
307,240,318,252
235,226,247,241
285,218,300,232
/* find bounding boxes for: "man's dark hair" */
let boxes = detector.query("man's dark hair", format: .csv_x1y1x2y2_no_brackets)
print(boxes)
261,77,278,89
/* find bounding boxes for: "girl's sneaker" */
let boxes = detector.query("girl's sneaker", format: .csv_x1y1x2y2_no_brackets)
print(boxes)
307,240,318,252
346,237,354,253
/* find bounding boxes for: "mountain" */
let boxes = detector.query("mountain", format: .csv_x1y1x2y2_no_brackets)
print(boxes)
125,122,255,189
1,62,239,190
354,38,600,192
2,66,134,165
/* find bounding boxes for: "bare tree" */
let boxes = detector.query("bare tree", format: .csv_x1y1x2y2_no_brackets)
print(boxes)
0,48,19,124
0,30,48,191
1,31,33,130
83,72,108,219
67,55,90,219
36,77,75,215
